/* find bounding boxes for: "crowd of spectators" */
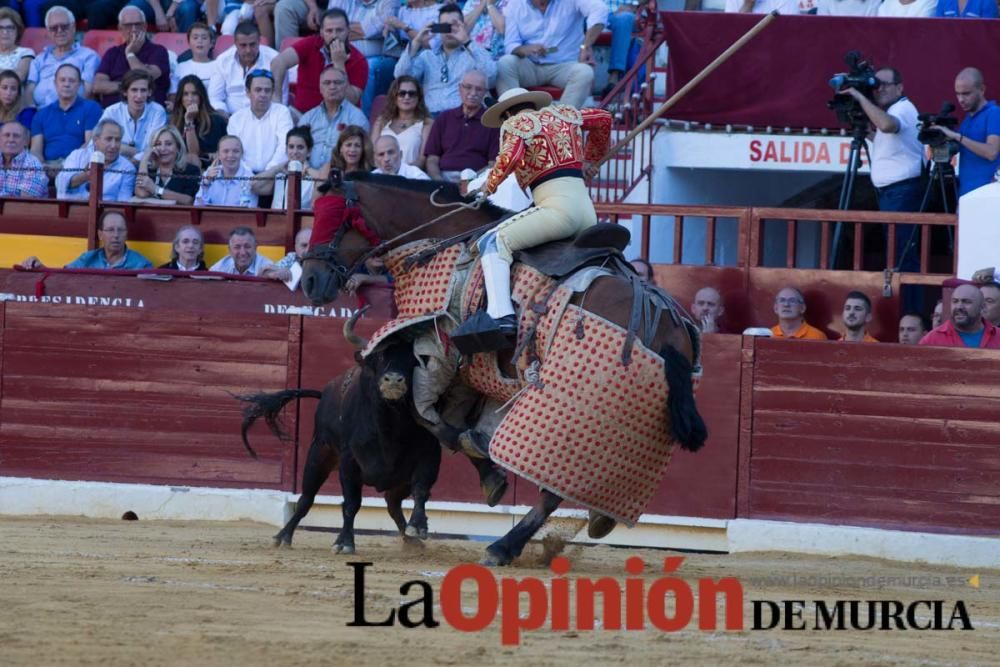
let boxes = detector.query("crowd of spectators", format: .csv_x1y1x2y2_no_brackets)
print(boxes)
624,267,1000,349
0,0,649,214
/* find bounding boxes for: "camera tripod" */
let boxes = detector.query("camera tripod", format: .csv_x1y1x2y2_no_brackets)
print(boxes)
830,125,871,268
894,152,959,272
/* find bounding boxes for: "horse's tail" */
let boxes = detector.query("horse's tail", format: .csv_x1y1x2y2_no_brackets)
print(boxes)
660,344,708,452
237,389,324,459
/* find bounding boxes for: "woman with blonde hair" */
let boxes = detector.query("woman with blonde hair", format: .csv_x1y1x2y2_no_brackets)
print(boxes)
134,125,202,205
370,76,432,168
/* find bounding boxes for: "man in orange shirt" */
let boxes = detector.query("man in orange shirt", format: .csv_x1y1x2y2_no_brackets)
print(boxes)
837,291,879,342
769,286,828,340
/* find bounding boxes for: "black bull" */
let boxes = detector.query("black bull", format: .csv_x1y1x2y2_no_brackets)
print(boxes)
239,333,441,553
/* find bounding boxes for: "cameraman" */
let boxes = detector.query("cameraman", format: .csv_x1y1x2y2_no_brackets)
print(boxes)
933,67,1000,197
838,67,924,214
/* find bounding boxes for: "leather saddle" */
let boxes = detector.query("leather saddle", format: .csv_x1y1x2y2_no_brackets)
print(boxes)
513,223,631,278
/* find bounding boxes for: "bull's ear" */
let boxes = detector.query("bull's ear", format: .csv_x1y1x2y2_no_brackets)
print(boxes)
354,351,363,365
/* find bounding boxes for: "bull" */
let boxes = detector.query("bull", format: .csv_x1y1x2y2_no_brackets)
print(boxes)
240,309,441,553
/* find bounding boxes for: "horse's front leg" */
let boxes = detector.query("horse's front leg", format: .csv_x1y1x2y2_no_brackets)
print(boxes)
482,490,563,566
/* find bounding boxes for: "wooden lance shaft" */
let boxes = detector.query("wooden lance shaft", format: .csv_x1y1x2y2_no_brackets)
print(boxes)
594,10,780,170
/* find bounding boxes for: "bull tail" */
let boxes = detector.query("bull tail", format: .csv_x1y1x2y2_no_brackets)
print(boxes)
660,344,708,452
237,389,323,459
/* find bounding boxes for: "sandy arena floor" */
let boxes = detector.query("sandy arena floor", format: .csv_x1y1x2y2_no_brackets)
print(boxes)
0,515,996,666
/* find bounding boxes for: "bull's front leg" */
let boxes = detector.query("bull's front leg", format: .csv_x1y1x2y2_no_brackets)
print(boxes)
404,442,442,540
334,458,363,555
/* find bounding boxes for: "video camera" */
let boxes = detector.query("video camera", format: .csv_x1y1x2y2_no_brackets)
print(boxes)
918,102,960,162
827,50,878,129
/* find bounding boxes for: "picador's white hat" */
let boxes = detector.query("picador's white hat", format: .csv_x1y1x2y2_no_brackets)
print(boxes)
482,88,552,129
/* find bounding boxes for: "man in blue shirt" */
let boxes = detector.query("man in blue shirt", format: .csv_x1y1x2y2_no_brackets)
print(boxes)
30,63,103,176
24,7,100,107
23,211,153,270
933,67,1000,197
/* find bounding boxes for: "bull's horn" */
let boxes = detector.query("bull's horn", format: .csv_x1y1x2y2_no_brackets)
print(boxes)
343,305,372,349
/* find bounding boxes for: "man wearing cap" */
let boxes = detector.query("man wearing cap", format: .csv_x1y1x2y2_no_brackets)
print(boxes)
451,87,611,347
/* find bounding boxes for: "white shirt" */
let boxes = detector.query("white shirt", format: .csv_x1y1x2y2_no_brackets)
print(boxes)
877,0,937,16
55,145,137,202
209,253,275,276
207,44,279,115
98,101,168,159
195,161,258,207
724,0,799,12
176,59,217,89
226,103,294,173
373,162,430,180
816,0,880,14
870,97,923,188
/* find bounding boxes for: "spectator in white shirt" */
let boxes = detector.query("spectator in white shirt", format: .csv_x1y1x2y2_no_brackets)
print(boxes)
372,135,429,179
816,0,880,14
226,69,294,173
877,0,937,15
724,0,799,12
98,69,168,162
194,134,258,206
175,22,217,89
56,119,137,201
209,225,287,279
208,21,280,117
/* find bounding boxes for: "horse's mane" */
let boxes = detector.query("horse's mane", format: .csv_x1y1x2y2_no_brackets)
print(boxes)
347,171,511,217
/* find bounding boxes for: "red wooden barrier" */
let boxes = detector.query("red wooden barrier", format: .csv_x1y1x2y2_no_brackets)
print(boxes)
0,304,296,489
743,337,1000,536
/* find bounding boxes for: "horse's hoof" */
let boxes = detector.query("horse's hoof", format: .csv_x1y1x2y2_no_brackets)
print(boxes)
334,544,356,555
587,512,617,540
402,535,426,550
482,472,509,508
481,547,510,567
272,535,291,548
404,524,419,538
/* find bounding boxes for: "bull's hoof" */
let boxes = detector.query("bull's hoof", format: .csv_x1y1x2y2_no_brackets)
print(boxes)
587,512,617,540
481,471,509,507
334,543,356,555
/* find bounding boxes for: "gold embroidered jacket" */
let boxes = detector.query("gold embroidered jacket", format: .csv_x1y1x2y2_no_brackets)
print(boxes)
484,105,612,195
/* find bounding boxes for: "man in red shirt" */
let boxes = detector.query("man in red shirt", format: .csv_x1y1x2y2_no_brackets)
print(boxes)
269,8,368,115
920,283,1000,348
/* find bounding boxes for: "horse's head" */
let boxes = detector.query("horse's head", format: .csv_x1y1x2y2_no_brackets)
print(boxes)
301,172,377,305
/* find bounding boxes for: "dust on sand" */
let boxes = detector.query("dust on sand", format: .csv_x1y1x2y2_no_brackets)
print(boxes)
0,516,996,666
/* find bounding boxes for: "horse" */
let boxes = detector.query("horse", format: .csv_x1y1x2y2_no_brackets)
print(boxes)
301,172,707,566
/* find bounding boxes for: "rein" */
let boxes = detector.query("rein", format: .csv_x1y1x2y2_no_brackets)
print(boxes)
304,186,494,281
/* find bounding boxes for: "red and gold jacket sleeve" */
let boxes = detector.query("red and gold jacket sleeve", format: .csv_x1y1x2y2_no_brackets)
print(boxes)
485,129,526,195
581,108,612,163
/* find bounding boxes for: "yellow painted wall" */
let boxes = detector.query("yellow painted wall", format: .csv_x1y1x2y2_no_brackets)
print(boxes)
1,235,286,269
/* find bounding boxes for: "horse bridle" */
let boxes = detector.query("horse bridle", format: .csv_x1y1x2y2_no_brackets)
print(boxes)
301,182,495,286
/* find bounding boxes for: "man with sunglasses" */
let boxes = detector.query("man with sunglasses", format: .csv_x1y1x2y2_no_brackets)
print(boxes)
393,3,495,115
25,7,99,107
209,21,281,118
92,6,171,106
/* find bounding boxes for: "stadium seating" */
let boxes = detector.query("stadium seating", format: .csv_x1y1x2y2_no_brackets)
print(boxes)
82,30,122,57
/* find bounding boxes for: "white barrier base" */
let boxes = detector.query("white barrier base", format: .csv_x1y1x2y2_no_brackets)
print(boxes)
728,519,1000,570
3,477,998,568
